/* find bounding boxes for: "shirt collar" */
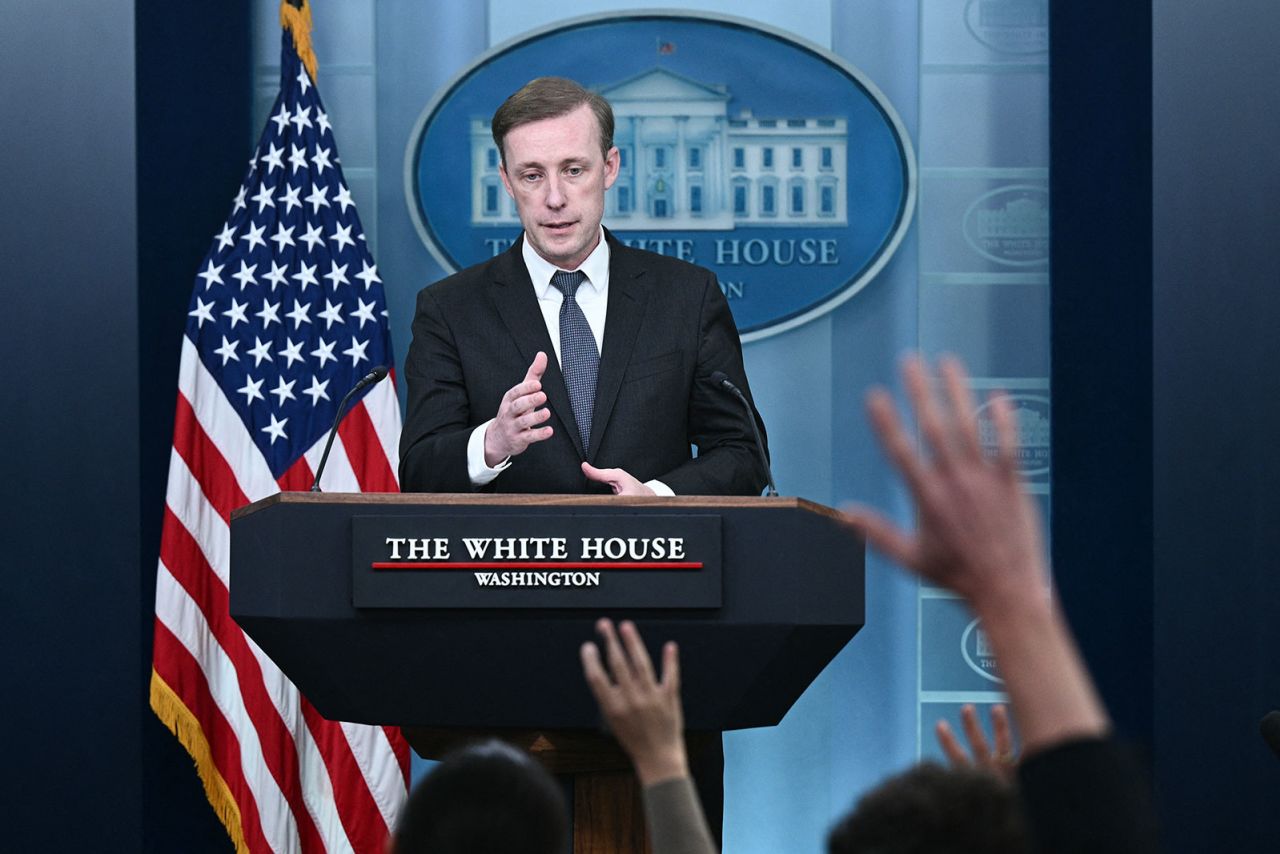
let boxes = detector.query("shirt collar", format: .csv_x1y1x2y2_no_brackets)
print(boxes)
523,227,610,299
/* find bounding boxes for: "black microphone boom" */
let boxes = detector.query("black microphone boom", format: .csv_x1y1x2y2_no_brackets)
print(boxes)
709,370,778,497
310,366,389,492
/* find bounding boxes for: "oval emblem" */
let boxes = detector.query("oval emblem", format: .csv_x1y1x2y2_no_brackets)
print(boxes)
960,618,1005,684
405,12,915,341
962,185,1049,266
963,0,1049,55
976,393,1051,478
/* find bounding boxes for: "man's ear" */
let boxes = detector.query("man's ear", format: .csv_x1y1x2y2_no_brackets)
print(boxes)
603,146,620,190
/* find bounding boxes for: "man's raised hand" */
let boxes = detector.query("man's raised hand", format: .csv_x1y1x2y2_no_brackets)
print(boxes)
484,351,554,467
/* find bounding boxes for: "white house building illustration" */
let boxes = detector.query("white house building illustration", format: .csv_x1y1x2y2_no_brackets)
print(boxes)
470,68,849,229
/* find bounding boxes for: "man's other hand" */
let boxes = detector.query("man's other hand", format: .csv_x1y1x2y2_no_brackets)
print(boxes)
582,462,656,495
484,351,553,466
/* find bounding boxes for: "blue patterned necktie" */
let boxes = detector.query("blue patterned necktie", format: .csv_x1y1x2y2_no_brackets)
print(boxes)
550,269,599,454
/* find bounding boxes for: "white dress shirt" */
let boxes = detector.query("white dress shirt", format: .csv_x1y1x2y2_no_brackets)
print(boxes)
466,230,673,494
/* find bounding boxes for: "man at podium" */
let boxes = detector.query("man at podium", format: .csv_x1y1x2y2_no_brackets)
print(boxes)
399,76,768,499
397,75,769,842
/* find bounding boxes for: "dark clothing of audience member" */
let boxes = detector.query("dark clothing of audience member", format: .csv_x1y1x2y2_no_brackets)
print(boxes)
390,740,566,854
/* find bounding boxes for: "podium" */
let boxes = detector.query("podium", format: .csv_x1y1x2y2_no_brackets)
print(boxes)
230,493,864,851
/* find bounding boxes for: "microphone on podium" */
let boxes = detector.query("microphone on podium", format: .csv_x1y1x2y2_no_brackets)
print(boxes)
311,366,389,492
709,371,778,497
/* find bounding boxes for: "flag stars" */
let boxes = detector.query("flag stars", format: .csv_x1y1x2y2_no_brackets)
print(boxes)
223,298,249,328
189,296,215,327
333,183,355,214
251,183,276,213
261,413,288,445
323,261,350,290
311,145,333,175
311,337,337,367
215,224,236,252
270,222,295,253
279,337,305,368
299,223,324,253
286,300,312,329
271,103,291,135
270,376,297,406
296,67,311,95
289,144,308,174
256,298,281,328
263,261,289,291
279,183,302,214
355,260,381,289
247,336,274,366
290,104,312,134
237,374,265,405
303,375,330,405
232,185,248,214
232,260,258,290
305,183,330,214
343,337,370,367
198,260,225,289
241,222,267,253
317,299,346,329
293,260,319,291
261,142,284,174
316,109,331,136
329,223,355,253
213,336,240,365
351,297,377,329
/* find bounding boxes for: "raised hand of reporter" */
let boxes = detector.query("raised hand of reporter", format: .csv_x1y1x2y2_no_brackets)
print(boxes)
580,618,686,785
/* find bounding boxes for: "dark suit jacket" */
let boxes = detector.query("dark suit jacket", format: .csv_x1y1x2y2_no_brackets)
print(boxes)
399,231,768,496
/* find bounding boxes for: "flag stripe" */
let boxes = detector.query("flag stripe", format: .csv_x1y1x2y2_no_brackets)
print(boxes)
300,702,394,848
160,509,330,853
173,391,252,522
337,401,397,492
153,623,274,854
156,571,298,852
163,450,362,852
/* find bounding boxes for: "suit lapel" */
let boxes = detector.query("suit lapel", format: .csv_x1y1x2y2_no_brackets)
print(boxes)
489,238,585,458
587,236,648,465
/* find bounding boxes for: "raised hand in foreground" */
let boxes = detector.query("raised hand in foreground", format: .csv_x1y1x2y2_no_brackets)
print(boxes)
842,355,1109,755
580,619,718,854
936,703,1017,782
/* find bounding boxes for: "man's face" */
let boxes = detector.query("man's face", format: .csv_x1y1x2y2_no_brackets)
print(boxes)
499,104,619,270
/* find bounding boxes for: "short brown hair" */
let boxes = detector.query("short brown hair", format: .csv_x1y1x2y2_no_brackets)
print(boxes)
491,77,615,164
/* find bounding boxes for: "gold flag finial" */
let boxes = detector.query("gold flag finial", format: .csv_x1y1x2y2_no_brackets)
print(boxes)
280,0,318,83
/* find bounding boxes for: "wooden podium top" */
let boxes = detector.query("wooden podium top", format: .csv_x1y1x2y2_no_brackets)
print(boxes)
232,490,840,520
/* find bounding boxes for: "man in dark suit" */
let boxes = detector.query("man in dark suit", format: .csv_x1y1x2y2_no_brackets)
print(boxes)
398,76,766,842
400,77,767,498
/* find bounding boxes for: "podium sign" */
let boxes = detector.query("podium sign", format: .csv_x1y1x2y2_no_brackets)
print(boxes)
353,514,722,608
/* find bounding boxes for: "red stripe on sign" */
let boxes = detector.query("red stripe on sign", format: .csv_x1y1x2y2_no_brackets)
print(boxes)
339,401,398,492
160,510,329,853
300,700,394,850
371,561,704,570
172,392,251,522
152,620,275,854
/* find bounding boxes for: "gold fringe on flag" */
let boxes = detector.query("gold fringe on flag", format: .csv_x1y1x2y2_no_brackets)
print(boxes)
150,669,250,854
280,0,319,83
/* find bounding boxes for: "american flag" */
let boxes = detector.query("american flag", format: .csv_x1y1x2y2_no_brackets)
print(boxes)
149,10,409,853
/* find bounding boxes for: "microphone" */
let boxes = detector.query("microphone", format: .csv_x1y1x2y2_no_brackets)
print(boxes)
1261,711,1280,759
709,370,777,497
310,366,389,492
